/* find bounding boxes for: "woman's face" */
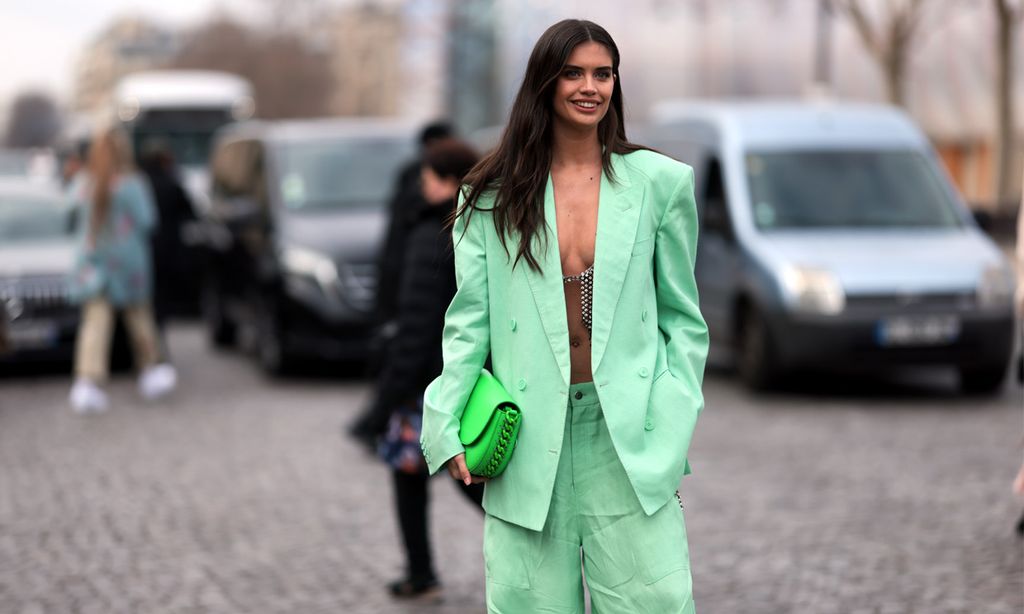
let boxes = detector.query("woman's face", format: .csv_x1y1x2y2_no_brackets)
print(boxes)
421,166,458,205
551,41,615,133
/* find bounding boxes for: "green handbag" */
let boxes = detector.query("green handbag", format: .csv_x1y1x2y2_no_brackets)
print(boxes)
459,368,522,477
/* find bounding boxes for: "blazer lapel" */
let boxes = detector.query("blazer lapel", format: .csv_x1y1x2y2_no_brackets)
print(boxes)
522,174,572,386
591,154,645,371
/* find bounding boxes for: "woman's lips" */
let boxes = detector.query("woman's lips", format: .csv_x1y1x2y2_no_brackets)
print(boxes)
572,100,600,113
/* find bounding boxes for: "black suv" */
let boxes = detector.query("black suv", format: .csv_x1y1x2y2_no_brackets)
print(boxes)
200,118,415,373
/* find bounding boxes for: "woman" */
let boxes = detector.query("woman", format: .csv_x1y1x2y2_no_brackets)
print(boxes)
68,127,176,414
420,19,709,612
370,138,485,599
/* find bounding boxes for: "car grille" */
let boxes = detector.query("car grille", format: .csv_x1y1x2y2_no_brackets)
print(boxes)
844,291,976,313
1,278,74,320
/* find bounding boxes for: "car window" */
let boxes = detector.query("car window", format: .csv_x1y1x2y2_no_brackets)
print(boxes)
0,193,71,242
273,137,412,211
745,150,963,230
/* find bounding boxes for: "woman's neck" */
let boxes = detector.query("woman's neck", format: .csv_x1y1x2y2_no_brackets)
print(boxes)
551,125,602,170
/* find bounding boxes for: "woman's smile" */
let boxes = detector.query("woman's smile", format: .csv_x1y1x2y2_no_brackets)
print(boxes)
571,99,601,113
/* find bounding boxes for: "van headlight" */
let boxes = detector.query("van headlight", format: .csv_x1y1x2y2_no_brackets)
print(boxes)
780,266,846,315
281,246,338,291
977,264,1013,309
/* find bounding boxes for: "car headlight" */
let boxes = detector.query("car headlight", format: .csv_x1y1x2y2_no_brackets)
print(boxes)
780,266,846,315
281,246,338,291
977,264,1013,309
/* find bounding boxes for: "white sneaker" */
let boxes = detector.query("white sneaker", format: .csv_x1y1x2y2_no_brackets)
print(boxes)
139,363,177,401
69,378,109,414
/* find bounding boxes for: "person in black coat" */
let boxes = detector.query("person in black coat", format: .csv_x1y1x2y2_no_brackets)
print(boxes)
370,138,483,600
374,121,454,327
349,122,453,443
138,141,198,353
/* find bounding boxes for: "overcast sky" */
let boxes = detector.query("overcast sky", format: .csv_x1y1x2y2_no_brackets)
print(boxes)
0,0,263,113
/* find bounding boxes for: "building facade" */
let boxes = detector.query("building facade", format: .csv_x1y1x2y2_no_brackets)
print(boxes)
71,17,178,115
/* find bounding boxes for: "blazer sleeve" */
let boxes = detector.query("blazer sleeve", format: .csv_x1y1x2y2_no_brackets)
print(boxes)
420,199,491,475
654,165,710,420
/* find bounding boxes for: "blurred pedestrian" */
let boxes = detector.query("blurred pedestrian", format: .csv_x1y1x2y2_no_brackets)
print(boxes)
138,139,198,357
420,19,708,611
369,138,484,600
348,121,453,444
67,126,176,414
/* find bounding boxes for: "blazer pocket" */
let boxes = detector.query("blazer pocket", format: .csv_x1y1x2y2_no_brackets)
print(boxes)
631,234,654,258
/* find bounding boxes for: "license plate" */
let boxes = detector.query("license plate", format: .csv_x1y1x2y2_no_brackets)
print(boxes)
8,321,58,349
876,315,960,346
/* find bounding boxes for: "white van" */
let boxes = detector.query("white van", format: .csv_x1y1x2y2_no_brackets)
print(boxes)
642,101,1015,394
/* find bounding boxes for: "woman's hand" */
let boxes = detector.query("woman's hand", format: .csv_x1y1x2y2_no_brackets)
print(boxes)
446,453,489,485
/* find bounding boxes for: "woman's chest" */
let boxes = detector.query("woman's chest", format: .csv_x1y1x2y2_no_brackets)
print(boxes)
551,174,600,273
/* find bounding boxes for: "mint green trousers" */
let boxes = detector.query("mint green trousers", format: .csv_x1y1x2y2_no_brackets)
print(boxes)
483,381,695,613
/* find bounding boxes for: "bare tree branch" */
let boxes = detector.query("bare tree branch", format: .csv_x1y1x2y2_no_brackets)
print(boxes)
168,17,334,119
831,0,935,106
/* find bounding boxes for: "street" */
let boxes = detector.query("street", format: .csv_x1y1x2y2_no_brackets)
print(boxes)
1,323,1021,614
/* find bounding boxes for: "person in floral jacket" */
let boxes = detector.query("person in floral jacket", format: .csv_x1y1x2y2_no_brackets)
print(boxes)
67,126,176,413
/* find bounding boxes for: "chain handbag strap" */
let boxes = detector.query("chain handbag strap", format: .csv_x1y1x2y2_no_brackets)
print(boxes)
483,413,519,476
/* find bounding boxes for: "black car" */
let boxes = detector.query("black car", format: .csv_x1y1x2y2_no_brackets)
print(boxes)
200,118,416,374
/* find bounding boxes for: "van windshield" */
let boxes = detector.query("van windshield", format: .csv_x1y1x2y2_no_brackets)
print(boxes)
274,137,411,211
745,150,963,230
129,109,234,168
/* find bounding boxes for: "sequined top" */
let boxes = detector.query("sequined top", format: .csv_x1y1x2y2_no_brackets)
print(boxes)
562,264,594,336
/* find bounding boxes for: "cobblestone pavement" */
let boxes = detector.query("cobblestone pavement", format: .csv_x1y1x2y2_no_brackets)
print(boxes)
0,324,1020,614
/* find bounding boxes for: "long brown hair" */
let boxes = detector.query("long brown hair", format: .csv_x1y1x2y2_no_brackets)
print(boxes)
456,19,646,272
87,127,134,241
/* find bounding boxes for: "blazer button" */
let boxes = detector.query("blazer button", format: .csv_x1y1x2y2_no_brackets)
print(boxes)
644,419,655,431
641,309,648,322
639,367,649,378
509,318,517,331
517,378,527,391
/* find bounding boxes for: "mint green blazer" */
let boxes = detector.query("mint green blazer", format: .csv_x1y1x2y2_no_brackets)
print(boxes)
421,150,709,532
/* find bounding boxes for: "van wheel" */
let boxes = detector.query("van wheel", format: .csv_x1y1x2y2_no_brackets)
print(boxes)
737,306,778,391
202,281,236,348
959,365,1006,395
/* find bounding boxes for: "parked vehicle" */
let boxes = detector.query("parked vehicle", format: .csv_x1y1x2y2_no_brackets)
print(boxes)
643,101,1015,394
0,178,79,363
200,118,416,374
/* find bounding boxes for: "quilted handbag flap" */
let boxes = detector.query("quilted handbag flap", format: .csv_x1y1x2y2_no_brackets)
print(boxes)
459,369,518,446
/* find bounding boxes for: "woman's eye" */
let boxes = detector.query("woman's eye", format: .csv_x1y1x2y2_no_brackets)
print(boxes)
564,69,582,78
596,71,612,80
